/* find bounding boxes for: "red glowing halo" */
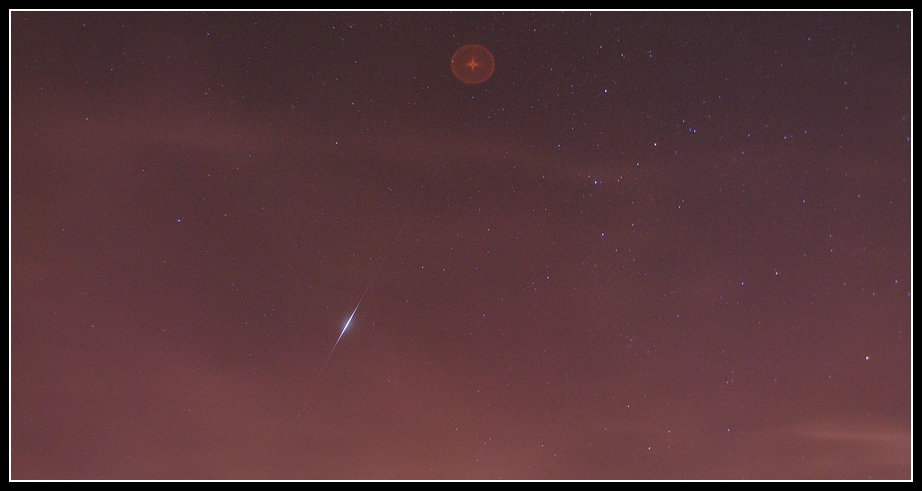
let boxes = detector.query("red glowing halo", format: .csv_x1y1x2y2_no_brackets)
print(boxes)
451,44,495,84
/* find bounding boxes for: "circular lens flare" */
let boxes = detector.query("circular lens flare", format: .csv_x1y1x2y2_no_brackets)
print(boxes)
451,44,495,84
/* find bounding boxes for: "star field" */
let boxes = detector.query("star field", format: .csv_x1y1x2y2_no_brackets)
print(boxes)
11,11,911,480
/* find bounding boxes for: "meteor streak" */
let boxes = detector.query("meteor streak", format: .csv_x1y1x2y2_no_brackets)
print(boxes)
318,296,362,377
318,277,376,377
316,164,441,378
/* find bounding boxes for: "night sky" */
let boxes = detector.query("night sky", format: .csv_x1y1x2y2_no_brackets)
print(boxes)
11,11,912,480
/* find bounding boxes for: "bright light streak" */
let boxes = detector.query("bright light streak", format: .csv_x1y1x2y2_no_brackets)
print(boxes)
318,298,363,378
337,303,360,345
316,164,441,379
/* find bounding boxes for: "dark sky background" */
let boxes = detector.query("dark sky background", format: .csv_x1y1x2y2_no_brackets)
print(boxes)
11,11,912,480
